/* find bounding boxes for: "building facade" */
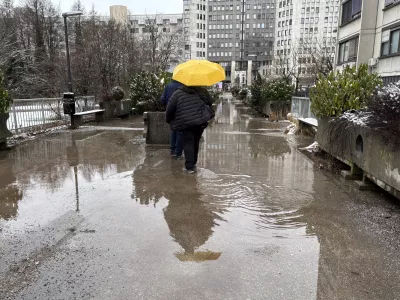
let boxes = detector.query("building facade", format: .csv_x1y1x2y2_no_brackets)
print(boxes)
275,0,340,88
110,5,129,24
128,13,185,69
207,0,276,85
336,0,400,85
183,0,208,60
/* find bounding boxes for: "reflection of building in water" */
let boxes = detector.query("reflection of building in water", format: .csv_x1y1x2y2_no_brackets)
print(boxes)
298,172,400,300
199,103,307,176
7,131,141,190
1,130,142,219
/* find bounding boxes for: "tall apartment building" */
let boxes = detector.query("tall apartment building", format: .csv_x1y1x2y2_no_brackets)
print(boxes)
336,0,400,85
207,0,276,86
110,5,129,24
275,0,339,87
183,0,208,60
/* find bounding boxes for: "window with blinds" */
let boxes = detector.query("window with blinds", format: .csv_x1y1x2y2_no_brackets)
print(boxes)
338,37,359,64
341,0,362,25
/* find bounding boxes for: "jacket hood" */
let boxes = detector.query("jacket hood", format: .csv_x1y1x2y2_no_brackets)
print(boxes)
180,86,206,94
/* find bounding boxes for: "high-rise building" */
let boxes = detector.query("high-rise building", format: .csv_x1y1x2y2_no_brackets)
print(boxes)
207,1,276,86
275,0,340,88
183,0,208,60
336,0,400,85
110,5,128,24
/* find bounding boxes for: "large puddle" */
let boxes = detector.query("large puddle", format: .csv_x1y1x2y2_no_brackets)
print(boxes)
1,101,400,300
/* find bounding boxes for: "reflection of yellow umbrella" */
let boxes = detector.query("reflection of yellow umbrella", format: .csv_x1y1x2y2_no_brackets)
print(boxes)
175,251,222,262
173,60,226,86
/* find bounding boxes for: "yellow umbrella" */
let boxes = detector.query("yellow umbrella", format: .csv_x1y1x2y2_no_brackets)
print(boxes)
173,60,226,86
175,251,222,262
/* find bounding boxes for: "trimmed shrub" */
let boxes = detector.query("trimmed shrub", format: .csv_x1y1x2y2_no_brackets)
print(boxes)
111,86,125,101
310,64,382,118
129,72,172,112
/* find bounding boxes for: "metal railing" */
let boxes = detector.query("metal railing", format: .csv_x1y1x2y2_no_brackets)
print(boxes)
7,96,97,133
291,97,316,120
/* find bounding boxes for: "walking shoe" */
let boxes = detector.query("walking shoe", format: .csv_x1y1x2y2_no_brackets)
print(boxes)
175,155,183,160
183,168,195,174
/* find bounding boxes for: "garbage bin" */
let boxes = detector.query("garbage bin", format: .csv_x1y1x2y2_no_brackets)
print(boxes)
63,92,75,115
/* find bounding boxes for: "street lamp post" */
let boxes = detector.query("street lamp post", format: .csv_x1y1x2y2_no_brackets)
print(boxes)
248,54,258,84
62,11,83,93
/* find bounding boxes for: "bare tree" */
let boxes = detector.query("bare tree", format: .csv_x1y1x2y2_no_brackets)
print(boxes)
274,35,335,93
138,14,184,72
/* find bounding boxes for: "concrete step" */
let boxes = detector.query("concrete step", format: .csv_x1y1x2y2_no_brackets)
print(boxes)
355,180,377,192
341,170,363,181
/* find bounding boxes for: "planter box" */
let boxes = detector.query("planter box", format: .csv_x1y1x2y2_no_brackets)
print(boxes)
116,100,132,118
99,101,116,120
317,117,400,198
0,113,12,149
143,112,170,146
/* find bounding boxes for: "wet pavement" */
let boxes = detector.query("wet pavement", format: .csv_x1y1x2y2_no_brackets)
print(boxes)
1,98,400,300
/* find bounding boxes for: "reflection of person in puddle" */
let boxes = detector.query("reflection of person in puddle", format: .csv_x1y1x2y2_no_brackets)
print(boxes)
163,175,221,262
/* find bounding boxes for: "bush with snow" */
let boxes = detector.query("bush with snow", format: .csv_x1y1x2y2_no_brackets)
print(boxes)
367,80,400,127
111,86,125,101
310,64,382,118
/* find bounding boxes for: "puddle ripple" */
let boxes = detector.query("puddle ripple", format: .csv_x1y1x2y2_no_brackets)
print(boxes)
200,174,312,230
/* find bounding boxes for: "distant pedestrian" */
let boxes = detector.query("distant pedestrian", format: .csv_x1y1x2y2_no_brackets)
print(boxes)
161,80,183,159
166,86,214,174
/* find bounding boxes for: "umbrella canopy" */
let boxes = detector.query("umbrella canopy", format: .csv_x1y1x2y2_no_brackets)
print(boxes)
173,60,226,86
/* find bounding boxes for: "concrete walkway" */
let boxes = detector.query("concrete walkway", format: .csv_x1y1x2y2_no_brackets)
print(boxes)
1,99,400,300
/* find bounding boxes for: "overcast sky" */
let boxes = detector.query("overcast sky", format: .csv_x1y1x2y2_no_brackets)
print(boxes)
48,0,183,15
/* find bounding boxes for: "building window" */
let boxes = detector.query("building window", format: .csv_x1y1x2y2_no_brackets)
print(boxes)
338,37,359,64
341,0,362,25
381,28,400,56
385,0,400,8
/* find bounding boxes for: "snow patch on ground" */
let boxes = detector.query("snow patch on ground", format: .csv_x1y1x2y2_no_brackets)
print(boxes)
285,124,300,135
299,142,320,153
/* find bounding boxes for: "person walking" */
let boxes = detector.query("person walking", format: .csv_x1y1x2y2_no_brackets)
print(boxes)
161,79,183,159
166,86,214,174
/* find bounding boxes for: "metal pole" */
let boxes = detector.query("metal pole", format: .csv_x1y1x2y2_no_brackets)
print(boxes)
64,16,72,93
240,0,245,85
12,102,18,134
74,165,80,212
40,98,46,126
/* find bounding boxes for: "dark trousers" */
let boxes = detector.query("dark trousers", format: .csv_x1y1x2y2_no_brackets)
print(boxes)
182,126,204,170
170,130,183,156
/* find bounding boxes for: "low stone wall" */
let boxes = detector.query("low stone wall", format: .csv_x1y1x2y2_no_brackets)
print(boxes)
143,112,170,146
100,100,132,119
317,117,400,198
0,113,12,149
116,100,132,117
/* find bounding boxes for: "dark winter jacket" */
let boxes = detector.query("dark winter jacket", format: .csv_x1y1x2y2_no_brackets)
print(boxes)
161,80,183,105
166,86,214,131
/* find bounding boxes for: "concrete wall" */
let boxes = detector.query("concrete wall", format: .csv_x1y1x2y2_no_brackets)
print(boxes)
0,113,12,149
317,117,400,198
143,112,170,146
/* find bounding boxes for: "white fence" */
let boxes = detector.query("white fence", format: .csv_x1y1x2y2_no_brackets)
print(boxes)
291,97,316,119
291,97,318,127
7,96,97,133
